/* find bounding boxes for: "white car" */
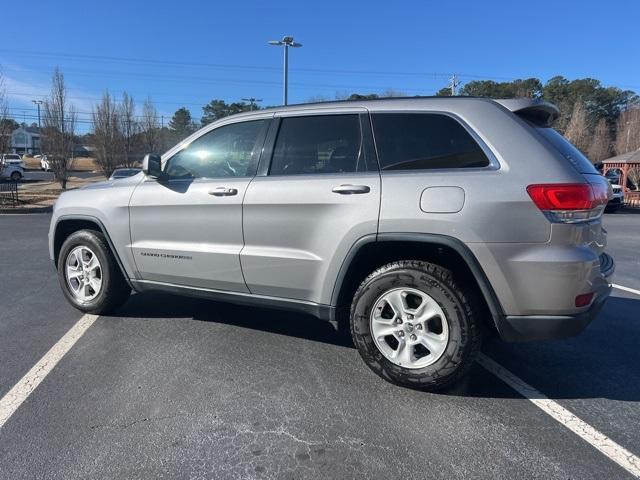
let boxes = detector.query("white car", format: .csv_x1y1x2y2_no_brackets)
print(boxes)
0,163,23,181
1,154,25,169
606,184,625,212
40,155,50,171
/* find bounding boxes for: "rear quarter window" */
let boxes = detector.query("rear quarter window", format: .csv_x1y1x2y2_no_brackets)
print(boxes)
371,113,490,171
533,126,598,175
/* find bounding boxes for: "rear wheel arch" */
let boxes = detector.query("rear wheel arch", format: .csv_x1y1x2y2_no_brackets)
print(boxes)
331,233,504,333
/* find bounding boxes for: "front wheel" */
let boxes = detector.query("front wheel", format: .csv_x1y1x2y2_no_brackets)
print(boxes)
10,171,22,181
350,260,482,391
57,230,131,314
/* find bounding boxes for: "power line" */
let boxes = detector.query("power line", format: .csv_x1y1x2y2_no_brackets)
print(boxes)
3,49,638,92
4,64,447,92
0,48,517,81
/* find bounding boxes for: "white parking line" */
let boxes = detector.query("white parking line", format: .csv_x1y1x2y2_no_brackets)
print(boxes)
613,284,640,297
0,314,98,429
478,354,640,478
1,311,639,478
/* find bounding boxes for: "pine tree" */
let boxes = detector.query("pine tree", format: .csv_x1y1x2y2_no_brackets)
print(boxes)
168,107,196,142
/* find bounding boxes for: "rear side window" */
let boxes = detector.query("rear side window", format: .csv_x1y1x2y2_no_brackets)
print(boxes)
270,115,366,175
371,113,490,170
534,126,598,174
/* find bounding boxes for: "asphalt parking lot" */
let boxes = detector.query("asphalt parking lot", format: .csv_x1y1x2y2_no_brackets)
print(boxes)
0,212,638,479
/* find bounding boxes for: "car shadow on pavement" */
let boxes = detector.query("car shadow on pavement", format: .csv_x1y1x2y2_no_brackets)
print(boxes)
463,296,640,402
113,292,640,401
113,291,354,349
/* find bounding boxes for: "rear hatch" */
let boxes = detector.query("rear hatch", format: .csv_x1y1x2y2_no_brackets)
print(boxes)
497,99,611,263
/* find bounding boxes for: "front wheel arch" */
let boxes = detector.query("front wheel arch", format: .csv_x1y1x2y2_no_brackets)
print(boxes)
53,216,132,290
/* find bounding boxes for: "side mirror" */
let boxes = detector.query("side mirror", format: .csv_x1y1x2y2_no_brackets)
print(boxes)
142,154,162,178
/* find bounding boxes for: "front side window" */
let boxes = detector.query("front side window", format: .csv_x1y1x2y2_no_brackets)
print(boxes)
164,120,266,179
269,115,365,175
372,113,490,171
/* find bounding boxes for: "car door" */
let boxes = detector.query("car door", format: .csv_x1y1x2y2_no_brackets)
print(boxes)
129,117,270,292
241,109,381,304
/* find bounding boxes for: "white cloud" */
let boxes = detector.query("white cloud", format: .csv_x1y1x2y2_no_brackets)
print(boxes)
1,64,99,114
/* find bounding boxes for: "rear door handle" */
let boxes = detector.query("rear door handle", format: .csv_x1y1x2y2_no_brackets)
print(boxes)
209,186,238,196
332,184,371,195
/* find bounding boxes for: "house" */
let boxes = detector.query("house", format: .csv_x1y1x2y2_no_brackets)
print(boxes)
10,125,41,155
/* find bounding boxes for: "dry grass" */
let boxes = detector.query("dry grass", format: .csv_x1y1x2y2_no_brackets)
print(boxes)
22,157,41,169
22,156,98,171
71,157,98,171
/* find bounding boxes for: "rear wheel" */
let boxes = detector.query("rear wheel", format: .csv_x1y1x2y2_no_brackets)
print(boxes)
350,260,481,391
10,171,21,181
58,230,130,314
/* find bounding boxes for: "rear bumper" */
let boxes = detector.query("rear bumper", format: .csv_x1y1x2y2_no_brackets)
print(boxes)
496,252,614,342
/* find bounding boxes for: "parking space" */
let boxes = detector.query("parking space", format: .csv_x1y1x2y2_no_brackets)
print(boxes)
0,212,638,479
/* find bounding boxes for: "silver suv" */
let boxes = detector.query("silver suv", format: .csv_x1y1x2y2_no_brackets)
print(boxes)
48,97,614,391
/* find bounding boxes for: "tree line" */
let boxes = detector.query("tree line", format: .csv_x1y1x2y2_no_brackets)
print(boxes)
2,67,639,189
436,76,640,162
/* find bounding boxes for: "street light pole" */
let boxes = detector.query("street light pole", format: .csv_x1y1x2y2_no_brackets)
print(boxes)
268,36,302,106
283,44,289,105
32,99,43,128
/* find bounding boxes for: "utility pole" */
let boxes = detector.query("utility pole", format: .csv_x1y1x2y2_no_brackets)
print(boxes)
241,97,263,111
268,36,303,105
449,74,460,96
32,100,44,128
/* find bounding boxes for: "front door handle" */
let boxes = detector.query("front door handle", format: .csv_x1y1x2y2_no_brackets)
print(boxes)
332,184,371,195
209,187,238,196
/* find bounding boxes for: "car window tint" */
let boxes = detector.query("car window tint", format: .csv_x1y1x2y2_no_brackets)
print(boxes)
270,115,364,175
534,126,599,174
165,120,266,179
371,113,490,170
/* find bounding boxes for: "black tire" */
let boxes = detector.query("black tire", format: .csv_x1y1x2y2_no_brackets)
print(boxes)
350,260,481,392
57,229,131,314
10,171,21,181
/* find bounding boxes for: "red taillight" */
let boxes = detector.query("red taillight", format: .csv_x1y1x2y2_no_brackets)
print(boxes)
527,184,598,210
527,183,609,223
575,292,595,308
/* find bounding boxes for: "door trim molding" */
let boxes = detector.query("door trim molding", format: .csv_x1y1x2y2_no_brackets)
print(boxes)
131,279,335,324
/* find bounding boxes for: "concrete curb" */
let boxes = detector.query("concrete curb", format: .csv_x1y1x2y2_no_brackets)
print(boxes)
0,205,53,214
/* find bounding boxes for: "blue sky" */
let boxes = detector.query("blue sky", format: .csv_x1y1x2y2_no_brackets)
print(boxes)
2,0,638,132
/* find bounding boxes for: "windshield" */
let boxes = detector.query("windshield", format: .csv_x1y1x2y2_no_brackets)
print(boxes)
534,127,599,174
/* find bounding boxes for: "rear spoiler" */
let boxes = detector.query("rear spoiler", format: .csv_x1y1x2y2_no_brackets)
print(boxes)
494,98,559,127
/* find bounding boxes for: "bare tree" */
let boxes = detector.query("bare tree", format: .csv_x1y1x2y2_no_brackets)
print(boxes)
587,118,611,162
41,68,76,189
564,100,591,154
615,107,640,155
140,98,161,153
628,167,640,191
92,91,122,177
0,70,13,155
119,91,138,167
